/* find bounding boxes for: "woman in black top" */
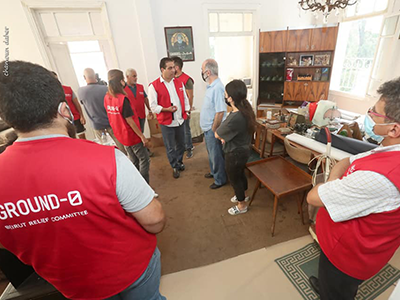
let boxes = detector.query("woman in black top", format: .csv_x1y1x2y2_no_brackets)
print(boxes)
215,80,256,215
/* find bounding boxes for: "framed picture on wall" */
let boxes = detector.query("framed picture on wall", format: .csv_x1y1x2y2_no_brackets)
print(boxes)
164,26,195,61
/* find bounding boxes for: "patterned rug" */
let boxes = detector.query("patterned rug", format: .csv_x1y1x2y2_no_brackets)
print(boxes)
275,243,400,300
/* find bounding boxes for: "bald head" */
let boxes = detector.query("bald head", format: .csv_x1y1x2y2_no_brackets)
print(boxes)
83,68,96,84
126,68,138,86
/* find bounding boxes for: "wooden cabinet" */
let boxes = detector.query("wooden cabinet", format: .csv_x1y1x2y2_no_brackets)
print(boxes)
286,27,338,52
260,30,287,53
286,29,313,52
311,27,338,51
284,82,330,102
308,82,330,102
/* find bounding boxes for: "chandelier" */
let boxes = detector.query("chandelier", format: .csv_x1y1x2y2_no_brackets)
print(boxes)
298,0,358,23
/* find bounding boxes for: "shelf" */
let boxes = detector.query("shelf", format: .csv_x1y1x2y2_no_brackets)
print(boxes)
286,65,331,68
285,80,329,83
260,81,285,83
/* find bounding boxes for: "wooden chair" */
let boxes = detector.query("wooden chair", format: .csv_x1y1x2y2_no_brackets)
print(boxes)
249,122,268,161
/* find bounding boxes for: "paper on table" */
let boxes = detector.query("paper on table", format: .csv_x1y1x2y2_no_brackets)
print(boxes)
286,133,352,161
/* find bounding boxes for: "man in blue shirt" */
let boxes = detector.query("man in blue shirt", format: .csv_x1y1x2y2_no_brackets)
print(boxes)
200,59,227,189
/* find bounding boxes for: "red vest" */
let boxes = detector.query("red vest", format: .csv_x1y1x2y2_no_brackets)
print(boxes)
150,78,187,125
125,84,146,119
62,85,80,120
0,137,157,299
176,72,194,86
104,93,141,146
317,151,400,280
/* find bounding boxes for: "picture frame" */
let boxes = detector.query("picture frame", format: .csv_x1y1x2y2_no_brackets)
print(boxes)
299,55,314,66
314,54,331,66
164,26,195,62
321,68,329,81
287,56,298,66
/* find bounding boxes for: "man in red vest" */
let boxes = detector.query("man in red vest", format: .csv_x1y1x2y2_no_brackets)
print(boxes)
0,61,167,300
125,68,154,157
51,72,86,139
148,57,190,179
172,56,195,159
307,77,400,299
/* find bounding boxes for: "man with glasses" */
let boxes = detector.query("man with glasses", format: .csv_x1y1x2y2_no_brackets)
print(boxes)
0,61,167,300
307,77,400,300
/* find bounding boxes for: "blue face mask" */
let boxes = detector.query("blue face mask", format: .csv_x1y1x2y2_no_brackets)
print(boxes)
364,114,394,144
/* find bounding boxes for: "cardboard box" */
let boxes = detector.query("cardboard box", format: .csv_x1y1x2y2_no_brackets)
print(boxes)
147,118,162,136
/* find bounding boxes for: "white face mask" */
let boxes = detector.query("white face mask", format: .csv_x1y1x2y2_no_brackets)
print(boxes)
58,102,74,125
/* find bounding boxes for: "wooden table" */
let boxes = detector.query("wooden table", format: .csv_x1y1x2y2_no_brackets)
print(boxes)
247,156,312,236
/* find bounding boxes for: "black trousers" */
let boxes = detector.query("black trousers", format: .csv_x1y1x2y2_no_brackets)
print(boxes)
225,148,249,201
319,250,364,300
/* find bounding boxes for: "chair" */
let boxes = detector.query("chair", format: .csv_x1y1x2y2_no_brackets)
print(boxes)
248,121,268,163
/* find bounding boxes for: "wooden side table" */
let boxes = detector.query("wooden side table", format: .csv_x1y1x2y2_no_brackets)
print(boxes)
247,156,312,236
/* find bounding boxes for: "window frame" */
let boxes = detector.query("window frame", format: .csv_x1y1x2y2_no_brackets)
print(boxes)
330,0,392,99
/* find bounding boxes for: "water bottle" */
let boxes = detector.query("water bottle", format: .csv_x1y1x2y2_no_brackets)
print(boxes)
100,131,107,144
104,132,114,145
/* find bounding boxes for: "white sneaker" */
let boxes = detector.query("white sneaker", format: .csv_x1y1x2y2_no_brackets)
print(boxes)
154,193,159,198
228,205,248,215
230,195,250,203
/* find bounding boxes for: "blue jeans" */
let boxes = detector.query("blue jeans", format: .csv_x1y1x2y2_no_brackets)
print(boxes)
183,119,193,150
107,247,166,300
160,124,185,169
204,129,226,186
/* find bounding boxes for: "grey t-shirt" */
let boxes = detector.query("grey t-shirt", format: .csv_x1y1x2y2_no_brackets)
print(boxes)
78,84,110,130
16,135,154,213
216,111,251,153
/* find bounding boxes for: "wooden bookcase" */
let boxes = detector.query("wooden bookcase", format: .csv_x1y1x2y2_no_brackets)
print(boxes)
258,26,338,112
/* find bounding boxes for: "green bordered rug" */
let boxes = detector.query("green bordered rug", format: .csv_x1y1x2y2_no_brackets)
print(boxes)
275,243,400,300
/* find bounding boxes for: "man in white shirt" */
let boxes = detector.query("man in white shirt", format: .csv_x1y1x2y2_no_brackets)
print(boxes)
307,77,400,300
148,57,190,178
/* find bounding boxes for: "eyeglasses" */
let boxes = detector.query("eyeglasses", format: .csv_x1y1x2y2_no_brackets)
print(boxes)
367,107,397,122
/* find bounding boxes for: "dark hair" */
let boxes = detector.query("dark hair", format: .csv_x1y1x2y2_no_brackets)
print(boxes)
0,60,65,132
107,69,126,98
378,77,400,122
171,56,183,70
225,80,256,135
160,57,174,70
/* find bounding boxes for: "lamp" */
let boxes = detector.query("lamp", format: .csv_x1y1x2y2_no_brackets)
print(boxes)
298,0,358,23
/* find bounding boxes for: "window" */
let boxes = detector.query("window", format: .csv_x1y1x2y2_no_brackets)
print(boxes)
330,0,390,97
208,12,254,100
331,16,382,96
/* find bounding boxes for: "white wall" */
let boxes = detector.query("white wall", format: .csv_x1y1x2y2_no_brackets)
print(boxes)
0,0,45,65
4,0,397,116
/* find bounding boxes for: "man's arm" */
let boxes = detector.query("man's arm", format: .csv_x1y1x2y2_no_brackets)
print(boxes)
186,89,194,109
131,198,166,234
114,149,166,234
144,97,154,119
71,92,86,125
307,157,351,207
126,117,147,147
212,112,224,132
307,183,324,207
327,157,350,181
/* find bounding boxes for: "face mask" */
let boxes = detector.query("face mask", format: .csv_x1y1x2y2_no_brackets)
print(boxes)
201,70,209,82
363,114,395,144
58,102,74,125
225,97,231,107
